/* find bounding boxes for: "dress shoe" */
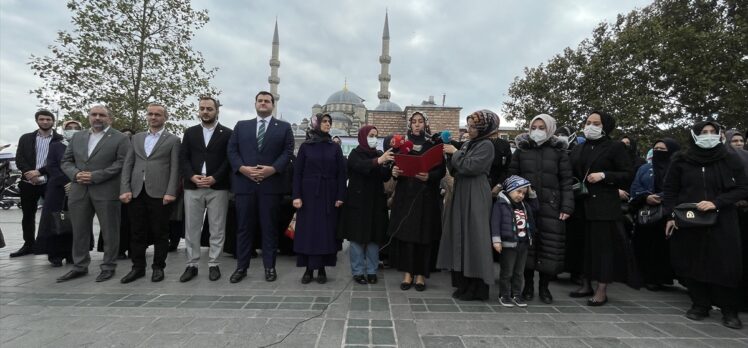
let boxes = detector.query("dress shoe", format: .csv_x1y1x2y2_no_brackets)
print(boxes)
414,282,426,292
151,268,165,282
538,287,554,304
180,266,198,282
209,266,221,281
569,289,594,298
316,268,327,284
367,274,378,284
56,269,88,283
353,275,368,285
722,312,743,329
521,285,534,301
10,244,34,258
301,268,313,284
587,296,608,307
96,270,115,282
49,257,63,267
120,269,146,284
265,268,277,282
230,269,247,283
400,281,413,291
685,306,710,321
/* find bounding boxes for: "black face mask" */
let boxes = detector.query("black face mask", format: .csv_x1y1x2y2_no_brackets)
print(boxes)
651,150,670,163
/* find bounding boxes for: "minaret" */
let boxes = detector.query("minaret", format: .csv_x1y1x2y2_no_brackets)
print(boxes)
377,12,391,103
268,19,280,116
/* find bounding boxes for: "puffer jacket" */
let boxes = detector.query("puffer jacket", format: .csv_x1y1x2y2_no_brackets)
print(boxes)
490,191,539,248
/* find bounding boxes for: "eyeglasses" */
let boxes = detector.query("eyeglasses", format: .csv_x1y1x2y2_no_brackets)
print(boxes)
89,113,108,117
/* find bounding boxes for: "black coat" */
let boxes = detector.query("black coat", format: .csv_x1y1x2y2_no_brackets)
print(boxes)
570,137,633,221
15,130,63,175
489,137,513,188
510,134,575,274
338,147,391,244
179,123,233,190
663,151,748,288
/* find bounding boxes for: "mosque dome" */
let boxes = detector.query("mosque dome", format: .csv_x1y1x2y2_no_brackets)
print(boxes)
328,111,353,128
325,89,365,106
374,100,402,112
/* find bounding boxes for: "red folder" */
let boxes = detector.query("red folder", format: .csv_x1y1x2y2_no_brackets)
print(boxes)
394,144,444,177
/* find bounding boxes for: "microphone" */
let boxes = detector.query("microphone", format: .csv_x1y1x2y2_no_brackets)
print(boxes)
440,130,451,144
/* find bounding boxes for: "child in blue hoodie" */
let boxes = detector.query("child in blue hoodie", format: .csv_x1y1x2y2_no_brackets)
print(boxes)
491,175,539,307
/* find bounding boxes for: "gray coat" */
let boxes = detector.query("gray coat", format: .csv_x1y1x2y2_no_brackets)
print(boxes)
121,130,180,198
62,127,130,201
437,139,495,286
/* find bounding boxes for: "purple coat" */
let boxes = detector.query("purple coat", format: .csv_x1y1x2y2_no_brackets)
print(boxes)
292,141,347,255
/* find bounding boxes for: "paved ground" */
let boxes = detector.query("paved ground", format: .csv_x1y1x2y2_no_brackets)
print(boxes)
1,208,747,348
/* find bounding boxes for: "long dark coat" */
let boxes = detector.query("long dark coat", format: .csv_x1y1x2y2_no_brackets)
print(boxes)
338,147,391,244
663,151,748,288
509,134,574,275
292,141,347,256
34,141,71,255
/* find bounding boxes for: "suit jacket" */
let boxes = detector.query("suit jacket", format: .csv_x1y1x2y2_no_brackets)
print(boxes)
15,130,63,175
61,128,130,201
228,117,294,194
121,130,181,198
180,123,232,190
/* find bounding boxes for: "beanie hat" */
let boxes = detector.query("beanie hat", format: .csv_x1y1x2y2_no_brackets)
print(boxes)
503,175,531,193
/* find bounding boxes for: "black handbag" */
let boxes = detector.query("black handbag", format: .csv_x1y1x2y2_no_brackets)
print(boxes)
51,198,73,235
672,203,718,228
636,204,663,225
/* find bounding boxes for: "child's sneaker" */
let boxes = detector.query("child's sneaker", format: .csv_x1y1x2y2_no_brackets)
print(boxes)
499,296,515,307
511,296,528,307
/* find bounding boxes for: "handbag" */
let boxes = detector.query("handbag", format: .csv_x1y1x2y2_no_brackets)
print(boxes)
672,203,718,228
572,172,589,198
50,198,73,235
636,204,663,225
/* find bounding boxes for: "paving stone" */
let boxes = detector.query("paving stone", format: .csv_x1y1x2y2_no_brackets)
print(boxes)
460,305,493,313
243,302,278,310
421,335,466,347
372,327,396,345
348,318,370,327
687,323,747,338
142,301,181,308
46,299,82,306
661,338,711,348
649,322,705,338
178,301,213,308
621,338,670,348
345,327,369,345
156,294,192,301
370,298,390,311
461,336,508,348
210,301,245,309
283,296,315,302
616,322,670,338
427,304,460,312
579,322,634,337
278,302,311,310
251,295,284,302
351,298,370,311
411,304,427,312
542,337,589,348
423,298,455,305
108,300,146,307
317,319,345,347
371,319,393,327
699,338,748,348
583,337,628,347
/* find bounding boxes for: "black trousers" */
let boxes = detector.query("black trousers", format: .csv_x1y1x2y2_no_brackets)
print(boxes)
128,191,173,270
684,278,741,313
19,181,46,245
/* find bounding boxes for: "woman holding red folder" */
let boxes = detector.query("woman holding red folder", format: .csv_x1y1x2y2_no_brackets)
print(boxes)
387,112,446,291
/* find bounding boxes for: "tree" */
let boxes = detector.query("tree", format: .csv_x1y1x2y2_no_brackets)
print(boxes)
503,0,747,144
29,0,218,133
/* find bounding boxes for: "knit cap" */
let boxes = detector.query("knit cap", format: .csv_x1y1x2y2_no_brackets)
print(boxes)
503,175,531,193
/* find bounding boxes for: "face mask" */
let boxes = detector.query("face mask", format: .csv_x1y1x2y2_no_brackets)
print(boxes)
690,130,721,149
529,130,547,144
63,129,80,141
367,137,378,148
583,125,604,140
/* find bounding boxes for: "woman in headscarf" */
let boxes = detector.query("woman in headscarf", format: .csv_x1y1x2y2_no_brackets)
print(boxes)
437,110,498,301
292,113,347,284
629,138,680,291
338,126,394,285
620,135,646,173
554,126,577,153
724,129,748,313
387,111,446,291
664,121,747,328
569,110,639,306
509,114,574,304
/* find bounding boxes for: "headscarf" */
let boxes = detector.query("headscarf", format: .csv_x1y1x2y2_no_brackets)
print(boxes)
589,110,616,137
357,125,378,154
577,111,616,173
652,138,680,193
305,113,332,144
620,134,644,167
407,111,430,145
724,129,748,176
527,113,557,146
465,109,500,151
681,120,727,165
63,120,83,129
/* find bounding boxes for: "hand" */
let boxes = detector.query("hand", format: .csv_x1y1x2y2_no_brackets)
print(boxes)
696,200,716,211
618,189,630,201
377,149,395,164
163,194,176,205
201,176,216,187
256,165,276,181
335,200,343,208
24,170,40,180
586,172,604,184
64,182,72,194
665,220,677,238
392,166,403,178
29,176,41,185
443,144,457,155
239,166,261,182
293,199,302,209
191,175,205,185
493,243,502,253
119,192,132,204
646,194,662,205
76,171,92,184
415,172,429,182
559,213,570,221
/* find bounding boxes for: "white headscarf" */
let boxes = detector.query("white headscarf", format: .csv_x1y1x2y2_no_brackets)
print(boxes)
528,114,557,146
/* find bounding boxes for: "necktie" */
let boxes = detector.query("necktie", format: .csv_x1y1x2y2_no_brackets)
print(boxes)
257,119,266,151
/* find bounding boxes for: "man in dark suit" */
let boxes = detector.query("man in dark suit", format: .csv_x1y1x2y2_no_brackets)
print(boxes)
227,91,294,283
119,103,181,283
179,96,232,282
57,105,130,282
11,109,63,257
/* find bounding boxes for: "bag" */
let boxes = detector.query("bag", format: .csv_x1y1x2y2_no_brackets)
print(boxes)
636,204,663,225
672,203,718,228
572,176,589,198
51,210,73,235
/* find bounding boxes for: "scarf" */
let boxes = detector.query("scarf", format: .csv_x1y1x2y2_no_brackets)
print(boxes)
681,120,727,165
652,138,680,193
305,113,332,144
357,125,377,154
527,113,557,146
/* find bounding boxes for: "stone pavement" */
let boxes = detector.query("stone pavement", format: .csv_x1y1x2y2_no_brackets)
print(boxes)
1,208,747,347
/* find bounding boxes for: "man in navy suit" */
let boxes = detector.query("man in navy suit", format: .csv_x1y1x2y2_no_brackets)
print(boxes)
227,91,294,283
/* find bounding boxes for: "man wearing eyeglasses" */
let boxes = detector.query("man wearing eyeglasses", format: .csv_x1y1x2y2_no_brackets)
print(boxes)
57,104,130,283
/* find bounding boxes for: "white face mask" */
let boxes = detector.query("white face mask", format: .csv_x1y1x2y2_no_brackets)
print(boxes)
691,130,721,149
583,125,604,140
367,137,378,149
529,130,548,144
63,129,80,141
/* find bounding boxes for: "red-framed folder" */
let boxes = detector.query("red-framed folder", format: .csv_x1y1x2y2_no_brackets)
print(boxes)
394,144,444,177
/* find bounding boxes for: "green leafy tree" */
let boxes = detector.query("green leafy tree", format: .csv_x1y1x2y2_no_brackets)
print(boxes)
29,0,219,133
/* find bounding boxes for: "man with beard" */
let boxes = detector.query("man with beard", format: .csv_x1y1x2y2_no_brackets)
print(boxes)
11,109,63,257
178,96,232,282
57,105,130,282
227,91,294,283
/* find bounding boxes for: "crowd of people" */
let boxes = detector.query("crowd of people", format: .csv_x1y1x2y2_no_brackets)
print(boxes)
6,91,748,330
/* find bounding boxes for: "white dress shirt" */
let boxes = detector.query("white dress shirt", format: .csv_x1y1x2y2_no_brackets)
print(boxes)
88,127,110,157
256,116,273,138
144,128,164,157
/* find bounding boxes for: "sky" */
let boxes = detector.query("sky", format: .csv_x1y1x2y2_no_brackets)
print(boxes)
0,0,654,148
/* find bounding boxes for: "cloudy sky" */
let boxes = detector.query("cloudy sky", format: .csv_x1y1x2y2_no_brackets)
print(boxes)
0,0,653,147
